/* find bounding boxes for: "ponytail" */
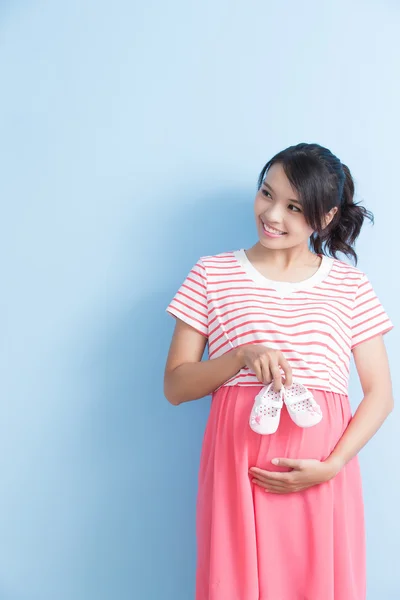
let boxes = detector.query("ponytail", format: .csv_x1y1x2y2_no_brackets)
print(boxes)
310,164,374,265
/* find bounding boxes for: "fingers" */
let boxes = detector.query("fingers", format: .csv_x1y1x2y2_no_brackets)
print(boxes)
250,468,292,482
253,359,265,384
260,354,282,390
279,352,292,387
250,477,296,494
245,347,292,389
264,352,291,391
250,473,301,494
270,363,283,391
252,362,262,383
257,484,291,493
259,356,272,385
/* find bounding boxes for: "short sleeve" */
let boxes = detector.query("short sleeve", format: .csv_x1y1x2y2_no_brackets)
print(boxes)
166,258,208,337
351,273,393,350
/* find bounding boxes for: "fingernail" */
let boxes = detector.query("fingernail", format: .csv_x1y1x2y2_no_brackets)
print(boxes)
272,459,279,465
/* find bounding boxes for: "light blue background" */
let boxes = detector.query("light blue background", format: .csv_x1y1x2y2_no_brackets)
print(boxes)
0,1,398,599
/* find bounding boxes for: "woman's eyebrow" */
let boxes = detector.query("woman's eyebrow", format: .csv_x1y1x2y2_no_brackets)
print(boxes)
263,181,302,204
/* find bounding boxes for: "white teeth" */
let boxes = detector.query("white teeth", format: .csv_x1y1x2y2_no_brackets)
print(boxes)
263,222,286,235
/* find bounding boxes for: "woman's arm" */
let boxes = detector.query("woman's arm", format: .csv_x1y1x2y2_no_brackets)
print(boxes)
164,318,293,405
325,334,394,473
249,334,394,494
164,319,245,405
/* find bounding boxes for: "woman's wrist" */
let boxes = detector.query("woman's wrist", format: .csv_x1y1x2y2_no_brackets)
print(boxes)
323,455,345,479
234,346,246,369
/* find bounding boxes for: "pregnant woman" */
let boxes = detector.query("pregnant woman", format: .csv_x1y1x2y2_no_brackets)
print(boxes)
164,142,394,599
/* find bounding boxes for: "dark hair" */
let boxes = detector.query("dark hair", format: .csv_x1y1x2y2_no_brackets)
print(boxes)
257,142,374,265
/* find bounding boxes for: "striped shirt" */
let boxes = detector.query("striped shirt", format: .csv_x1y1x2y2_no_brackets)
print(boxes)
166,249,393,395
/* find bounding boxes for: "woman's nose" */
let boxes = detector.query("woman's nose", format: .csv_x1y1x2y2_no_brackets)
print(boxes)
263,204,284,224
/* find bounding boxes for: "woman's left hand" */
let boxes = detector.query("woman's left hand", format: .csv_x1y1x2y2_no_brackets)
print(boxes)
249,457,341,494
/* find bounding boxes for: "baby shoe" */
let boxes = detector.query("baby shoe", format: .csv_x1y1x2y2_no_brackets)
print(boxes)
283,381,323,428
249,383,285,435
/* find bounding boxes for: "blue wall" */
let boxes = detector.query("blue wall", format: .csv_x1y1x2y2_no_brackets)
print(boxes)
0,1,398,598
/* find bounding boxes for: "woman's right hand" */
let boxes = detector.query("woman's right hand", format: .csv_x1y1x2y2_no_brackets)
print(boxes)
237,345,292,391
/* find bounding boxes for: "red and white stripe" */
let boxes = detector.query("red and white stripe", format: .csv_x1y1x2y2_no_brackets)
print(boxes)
167,251,393,395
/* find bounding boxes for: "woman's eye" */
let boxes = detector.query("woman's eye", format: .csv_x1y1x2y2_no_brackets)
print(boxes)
261,190,272,198
288,204,302,213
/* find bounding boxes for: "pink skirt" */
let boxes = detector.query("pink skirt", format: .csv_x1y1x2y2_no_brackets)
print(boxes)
196,386,366,600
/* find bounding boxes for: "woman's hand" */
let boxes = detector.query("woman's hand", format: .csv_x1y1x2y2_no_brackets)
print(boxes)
249,457,342,494
237,345,292,390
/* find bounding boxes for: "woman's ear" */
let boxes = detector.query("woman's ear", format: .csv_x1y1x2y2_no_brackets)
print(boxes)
322,207,338,230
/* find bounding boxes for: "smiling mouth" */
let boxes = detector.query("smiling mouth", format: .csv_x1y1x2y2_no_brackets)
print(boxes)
261,221,287,235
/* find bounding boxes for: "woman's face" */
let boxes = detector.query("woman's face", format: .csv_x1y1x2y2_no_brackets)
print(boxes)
254,162,314,251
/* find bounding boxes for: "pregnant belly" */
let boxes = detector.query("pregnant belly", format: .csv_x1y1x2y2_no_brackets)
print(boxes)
203,385,352,470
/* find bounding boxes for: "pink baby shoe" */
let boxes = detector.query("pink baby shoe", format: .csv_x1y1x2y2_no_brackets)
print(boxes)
283,381,323,428
249,382,285,435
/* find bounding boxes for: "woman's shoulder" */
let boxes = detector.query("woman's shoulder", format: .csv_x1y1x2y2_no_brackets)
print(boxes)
328,255,366,283
197,249,238,267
